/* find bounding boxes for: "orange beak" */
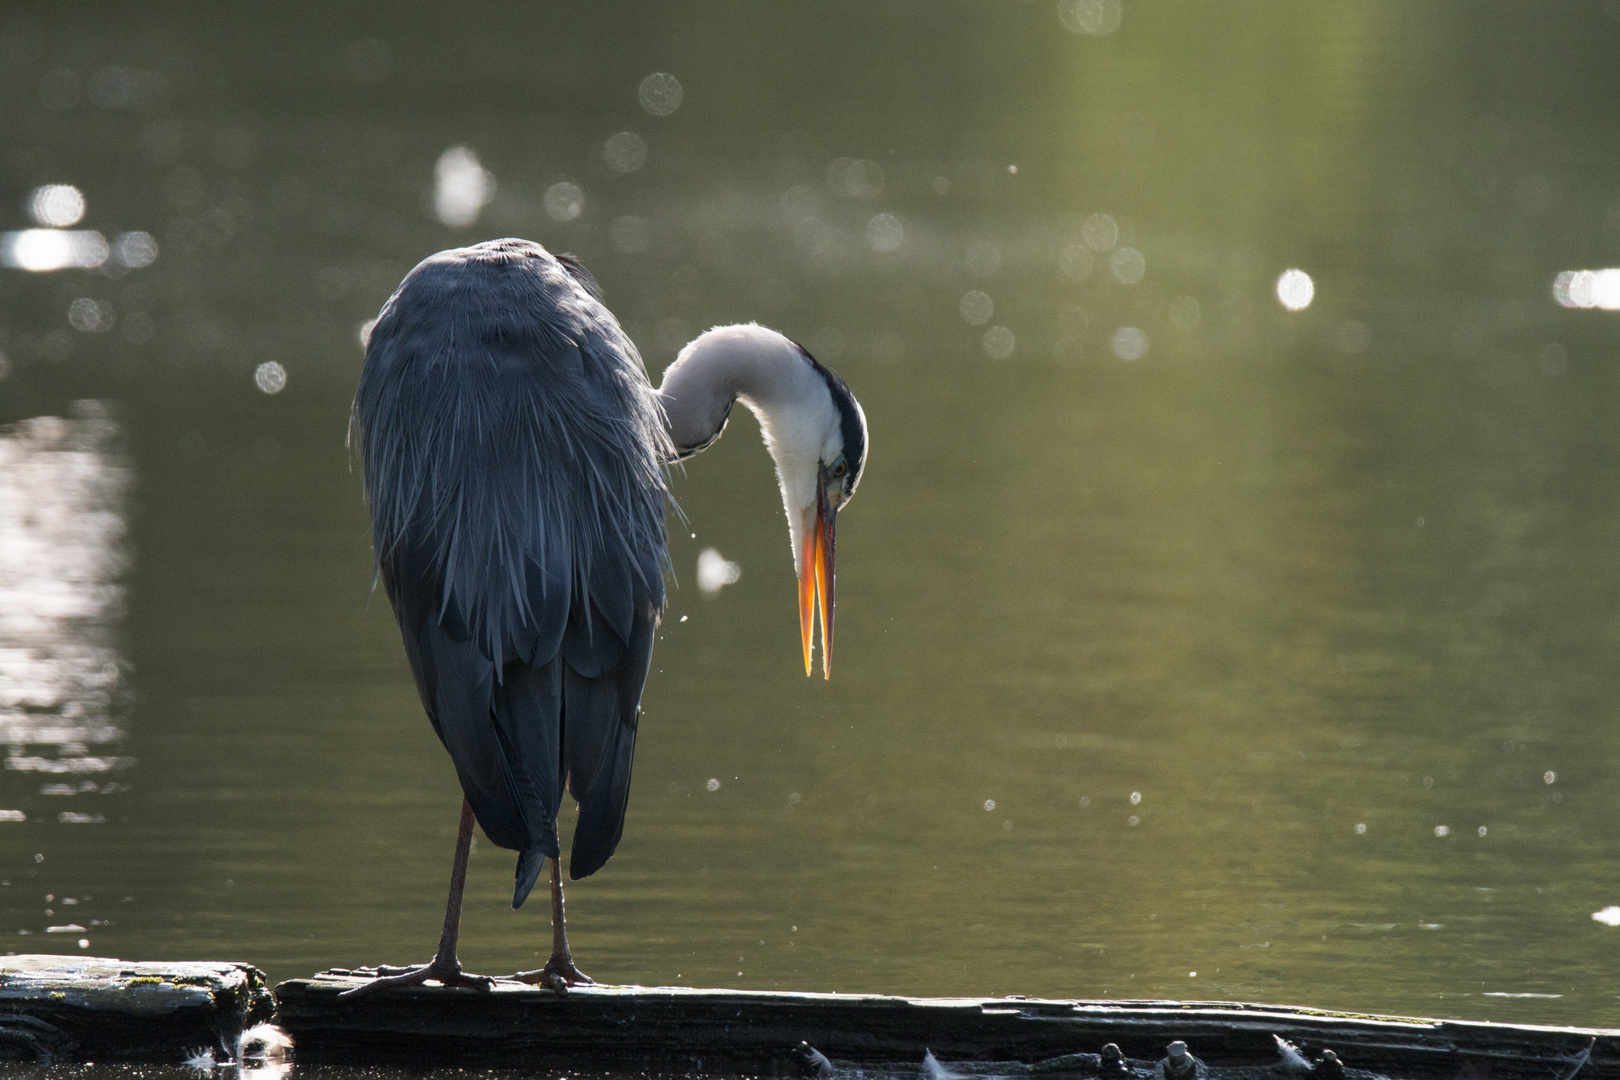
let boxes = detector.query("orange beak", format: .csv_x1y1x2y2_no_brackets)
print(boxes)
798,481,838,679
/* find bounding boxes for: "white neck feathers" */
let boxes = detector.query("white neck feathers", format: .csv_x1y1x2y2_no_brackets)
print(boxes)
655,323,836,573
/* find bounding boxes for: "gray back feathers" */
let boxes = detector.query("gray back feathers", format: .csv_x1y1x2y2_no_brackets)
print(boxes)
352,239,671,667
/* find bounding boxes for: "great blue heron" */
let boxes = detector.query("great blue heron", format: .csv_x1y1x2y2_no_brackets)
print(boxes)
342,238,867,996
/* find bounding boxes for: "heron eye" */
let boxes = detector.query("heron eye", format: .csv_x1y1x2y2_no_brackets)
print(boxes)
831,461,847,478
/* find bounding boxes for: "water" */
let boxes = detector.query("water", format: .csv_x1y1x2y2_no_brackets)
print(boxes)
3,0,1620,1034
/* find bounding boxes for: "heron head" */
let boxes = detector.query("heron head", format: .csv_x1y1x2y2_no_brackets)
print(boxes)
776,346,866,680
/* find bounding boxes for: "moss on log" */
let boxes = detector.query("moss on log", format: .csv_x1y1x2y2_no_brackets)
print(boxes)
0,955,274,1062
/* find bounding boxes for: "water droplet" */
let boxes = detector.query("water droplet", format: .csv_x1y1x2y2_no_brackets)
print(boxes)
706,778,721,792
983,799,996,811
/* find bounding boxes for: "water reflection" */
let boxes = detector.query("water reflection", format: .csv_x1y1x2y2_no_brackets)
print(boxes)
0,405,132,821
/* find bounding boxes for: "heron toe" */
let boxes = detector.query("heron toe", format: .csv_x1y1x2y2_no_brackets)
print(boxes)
513,953,594,995
337,960,496,999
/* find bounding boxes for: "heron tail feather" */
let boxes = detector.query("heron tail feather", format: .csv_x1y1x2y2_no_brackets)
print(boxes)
513,847,548,909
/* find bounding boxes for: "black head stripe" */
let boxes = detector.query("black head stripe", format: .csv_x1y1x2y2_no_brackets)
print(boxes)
790,338,867,493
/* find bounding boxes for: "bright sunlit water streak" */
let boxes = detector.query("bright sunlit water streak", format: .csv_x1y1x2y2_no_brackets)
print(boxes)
1,230,109,272
0,407,131,842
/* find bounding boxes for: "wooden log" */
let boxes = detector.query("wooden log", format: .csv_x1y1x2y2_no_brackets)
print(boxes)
0,955,274,1063
275,972,1619,1079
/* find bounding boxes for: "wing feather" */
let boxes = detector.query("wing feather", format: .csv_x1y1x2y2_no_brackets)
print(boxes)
353,239,669,900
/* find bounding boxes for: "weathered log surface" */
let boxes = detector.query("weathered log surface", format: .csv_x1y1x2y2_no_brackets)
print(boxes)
275,972,1619,1079
0,955,274,1062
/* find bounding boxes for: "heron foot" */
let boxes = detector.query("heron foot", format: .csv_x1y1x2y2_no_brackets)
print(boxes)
337,960,495,999
512,953,594,996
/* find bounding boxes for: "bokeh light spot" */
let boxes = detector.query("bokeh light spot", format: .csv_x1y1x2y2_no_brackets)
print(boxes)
1276,269,1315,311
959,290,994,326
254,361,287,395
29,185,86,227
639,73,683,116
1082,213,1118,252
1059,0,1123,35
1,230,109,272
982,325,1015,359
67,299,114,333
866,213,904,252
604,132,648,173
827,158,884,200
1110,246,1145,284
113,231,158,268
696,548,742,596
433,147,494,227
544,182,585,222
1059,243,1093,281
1553,269,1620,309
1110,326,1148,360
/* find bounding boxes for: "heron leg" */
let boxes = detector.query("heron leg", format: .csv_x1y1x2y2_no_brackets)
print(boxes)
338,797,495,999
512,857,594,994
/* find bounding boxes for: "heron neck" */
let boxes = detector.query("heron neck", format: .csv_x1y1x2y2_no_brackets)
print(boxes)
654,325,821,459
